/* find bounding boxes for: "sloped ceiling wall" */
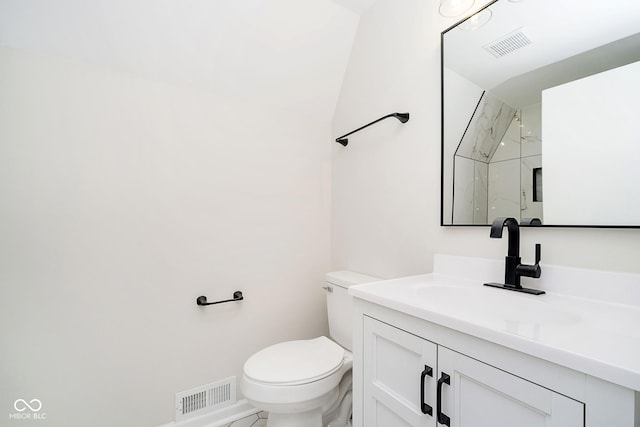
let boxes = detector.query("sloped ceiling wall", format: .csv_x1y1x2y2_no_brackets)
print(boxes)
0,0,370,120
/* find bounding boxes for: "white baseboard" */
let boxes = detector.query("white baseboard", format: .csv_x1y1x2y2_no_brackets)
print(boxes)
157,399,260,427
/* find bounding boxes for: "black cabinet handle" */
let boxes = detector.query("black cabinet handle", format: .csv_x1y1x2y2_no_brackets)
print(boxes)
420,365,433,415
437,372,451,426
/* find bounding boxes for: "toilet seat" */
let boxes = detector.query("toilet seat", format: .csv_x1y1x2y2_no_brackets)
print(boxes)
243,336,345,386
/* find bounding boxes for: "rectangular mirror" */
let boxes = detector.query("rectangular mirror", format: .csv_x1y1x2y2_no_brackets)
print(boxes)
441,0,640,227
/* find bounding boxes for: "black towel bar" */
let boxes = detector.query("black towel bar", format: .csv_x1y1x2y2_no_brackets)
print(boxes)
335,112,410,146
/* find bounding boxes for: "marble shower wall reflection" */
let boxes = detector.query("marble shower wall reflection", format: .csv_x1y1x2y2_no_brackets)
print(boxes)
452,93,543,224
519,104,543,222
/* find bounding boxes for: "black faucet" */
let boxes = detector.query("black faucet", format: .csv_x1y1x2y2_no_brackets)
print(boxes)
484,217,545,295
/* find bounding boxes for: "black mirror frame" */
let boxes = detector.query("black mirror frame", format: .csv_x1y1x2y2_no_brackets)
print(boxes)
439,0,640,229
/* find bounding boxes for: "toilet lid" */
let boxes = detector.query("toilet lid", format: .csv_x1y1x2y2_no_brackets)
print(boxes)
243,336,344,386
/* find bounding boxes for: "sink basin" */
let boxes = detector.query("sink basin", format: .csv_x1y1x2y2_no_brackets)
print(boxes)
348,257,640,392
414,285,581,326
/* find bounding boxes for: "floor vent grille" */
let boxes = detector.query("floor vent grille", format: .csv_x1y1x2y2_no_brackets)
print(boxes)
175,377,236,421
484,28,532,58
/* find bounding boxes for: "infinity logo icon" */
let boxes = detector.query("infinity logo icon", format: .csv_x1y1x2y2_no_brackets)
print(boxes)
14,399,42,412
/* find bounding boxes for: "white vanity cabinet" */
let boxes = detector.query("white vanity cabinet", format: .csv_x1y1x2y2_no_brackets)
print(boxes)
350,256,640,427
437,346,583,427
362,316,583,427
363,316,437,427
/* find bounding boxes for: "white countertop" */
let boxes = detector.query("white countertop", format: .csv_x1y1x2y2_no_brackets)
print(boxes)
349,255,640,391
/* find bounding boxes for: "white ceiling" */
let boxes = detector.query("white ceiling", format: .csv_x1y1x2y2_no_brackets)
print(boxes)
0,0,375,120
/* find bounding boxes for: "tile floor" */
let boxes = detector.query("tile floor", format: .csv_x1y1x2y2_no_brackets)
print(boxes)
224,411,268,427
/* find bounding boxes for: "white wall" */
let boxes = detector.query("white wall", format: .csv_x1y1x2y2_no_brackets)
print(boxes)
0,48,331,426
331,0,640,279
331,0,434,278
543,60,640,225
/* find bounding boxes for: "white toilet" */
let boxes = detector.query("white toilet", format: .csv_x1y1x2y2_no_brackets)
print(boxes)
241,271,379,427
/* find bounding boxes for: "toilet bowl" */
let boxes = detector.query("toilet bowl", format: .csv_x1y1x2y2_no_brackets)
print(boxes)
240,271,380,427
241,337,352,427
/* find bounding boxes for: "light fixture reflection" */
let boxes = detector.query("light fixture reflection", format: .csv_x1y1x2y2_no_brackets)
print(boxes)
439,0,475,17
458,8,492,31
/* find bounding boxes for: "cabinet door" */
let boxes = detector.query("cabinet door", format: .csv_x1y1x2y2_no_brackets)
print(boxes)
363,316,437,427
437,347,584,427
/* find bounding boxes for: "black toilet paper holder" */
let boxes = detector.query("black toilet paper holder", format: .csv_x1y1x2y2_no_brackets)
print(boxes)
196,291,244,306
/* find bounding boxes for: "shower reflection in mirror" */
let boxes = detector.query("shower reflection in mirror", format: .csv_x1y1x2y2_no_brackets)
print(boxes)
450,92,542,224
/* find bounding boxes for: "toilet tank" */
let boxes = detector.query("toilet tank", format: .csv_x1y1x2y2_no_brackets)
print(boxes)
325,271,380,351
